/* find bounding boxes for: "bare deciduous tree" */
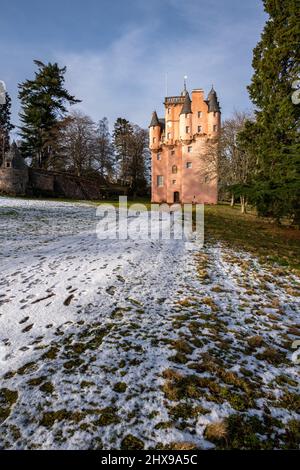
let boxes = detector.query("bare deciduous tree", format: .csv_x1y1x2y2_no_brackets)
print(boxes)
218,111,256,213
57,111,96,177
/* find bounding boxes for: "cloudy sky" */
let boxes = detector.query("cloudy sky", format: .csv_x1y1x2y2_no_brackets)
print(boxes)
0,0,267,134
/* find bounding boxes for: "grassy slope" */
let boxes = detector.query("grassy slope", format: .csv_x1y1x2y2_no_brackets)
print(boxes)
204,204,300,274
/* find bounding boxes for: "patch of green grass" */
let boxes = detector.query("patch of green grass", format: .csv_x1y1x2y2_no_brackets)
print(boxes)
28,376,47,387
121,434,144,450
41,346,59,360
203,204,300,273
63,359,84,370
169,352,189,364
80,381,95,389
256,347,287,366
275,392,300,412
208,414,266,450
94,407,120,426
154,421,173,430
169,403,209,420
0,388,18,424
40,409,84,428
17,362,38,375
162,370,203,401
282,420,300,449
113,382,127,393
39,382,55,394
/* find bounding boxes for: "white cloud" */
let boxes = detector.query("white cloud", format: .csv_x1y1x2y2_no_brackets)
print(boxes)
57,17,258,130
2,0,266,132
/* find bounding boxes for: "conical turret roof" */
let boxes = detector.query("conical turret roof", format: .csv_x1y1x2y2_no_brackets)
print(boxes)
206,86,221,113
149,111,160,127
180,92,192,115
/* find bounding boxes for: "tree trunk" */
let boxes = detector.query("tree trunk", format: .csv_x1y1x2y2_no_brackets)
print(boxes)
230,193,235,207
240,195,247,214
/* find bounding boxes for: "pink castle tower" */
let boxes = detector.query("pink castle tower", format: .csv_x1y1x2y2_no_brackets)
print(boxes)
150,82,221,204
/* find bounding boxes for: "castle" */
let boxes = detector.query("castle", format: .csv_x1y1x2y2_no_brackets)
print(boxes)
149,84,221,204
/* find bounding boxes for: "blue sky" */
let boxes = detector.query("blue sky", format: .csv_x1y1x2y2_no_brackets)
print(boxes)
0,0,267,134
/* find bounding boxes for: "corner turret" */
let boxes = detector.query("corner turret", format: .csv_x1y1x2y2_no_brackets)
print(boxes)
149,111,162,150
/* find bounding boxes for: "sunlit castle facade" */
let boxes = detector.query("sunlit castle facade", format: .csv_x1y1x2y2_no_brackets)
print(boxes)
149,83,221,204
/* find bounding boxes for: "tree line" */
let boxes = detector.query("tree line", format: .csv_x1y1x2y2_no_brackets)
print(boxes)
0,60,150,196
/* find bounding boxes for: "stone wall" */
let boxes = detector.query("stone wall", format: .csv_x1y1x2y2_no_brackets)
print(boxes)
0,168,28,196
0,167,127,200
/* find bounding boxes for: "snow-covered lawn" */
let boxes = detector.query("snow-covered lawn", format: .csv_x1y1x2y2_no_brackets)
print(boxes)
0,197,299,450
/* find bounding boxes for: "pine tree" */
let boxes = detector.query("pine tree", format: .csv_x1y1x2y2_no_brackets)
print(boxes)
18,60,80,168
113,118,133,183
0,92,14,165
127,125,148,197
244,0,300,222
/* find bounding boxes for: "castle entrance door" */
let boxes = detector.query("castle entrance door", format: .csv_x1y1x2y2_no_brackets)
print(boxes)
173,191,180,203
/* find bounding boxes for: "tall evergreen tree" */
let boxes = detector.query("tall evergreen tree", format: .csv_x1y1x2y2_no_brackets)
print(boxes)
113,118,133,183
242,0,300,222
127,125,148,197
18,60,80,168
0,92,14,165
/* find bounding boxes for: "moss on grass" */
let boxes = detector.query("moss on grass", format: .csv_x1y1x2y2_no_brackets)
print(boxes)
0,388,18,424
121,434,144,450
113,382,127,393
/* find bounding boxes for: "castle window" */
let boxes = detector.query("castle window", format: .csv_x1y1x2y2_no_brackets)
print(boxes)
186,126,190,133
186,162,192,169
172,165,177,174
198,126,202,133
172,180,176,185
168,108,170,114
167,133,171,139
213,125,218,132
157,175,164,187
187,146,192,153
171,150,175,156
157,153,161,161
6,162,11,168
204,174,209,183
198,111,202,118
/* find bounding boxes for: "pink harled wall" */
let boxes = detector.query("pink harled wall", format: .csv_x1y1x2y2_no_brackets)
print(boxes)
150,88,220,204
